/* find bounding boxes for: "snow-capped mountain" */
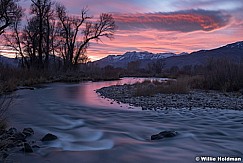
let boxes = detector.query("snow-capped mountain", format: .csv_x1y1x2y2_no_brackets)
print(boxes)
93,41,243,69
94,51,186,68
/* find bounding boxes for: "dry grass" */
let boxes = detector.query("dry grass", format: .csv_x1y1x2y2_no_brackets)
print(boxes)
133,78,190,97
0,65,51,94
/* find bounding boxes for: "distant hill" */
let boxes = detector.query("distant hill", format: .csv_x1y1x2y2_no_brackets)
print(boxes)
0,55,19,67
165,41,243,68
93,51,187,68
93,41,243,69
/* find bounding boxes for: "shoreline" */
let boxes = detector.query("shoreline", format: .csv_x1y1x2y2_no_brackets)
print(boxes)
0,75,120,96
96,84,243,111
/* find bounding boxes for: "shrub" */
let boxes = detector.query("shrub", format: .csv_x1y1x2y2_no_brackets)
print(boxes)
201,58,243,92
133,79,190,97
0,64,51,93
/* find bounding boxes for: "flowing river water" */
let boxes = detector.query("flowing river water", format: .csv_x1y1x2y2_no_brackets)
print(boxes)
5,78,243,163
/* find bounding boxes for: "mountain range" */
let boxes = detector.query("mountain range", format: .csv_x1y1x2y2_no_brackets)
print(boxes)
0,55,19,67
1,41,243,69
93,41,243,69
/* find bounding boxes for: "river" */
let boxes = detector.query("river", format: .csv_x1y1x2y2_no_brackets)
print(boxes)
6,78,243,163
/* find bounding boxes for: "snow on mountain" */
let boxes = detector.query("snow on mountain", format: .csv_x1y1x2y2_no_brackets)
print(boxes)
224,41,243,49
94,51,179,68
94,41,243,69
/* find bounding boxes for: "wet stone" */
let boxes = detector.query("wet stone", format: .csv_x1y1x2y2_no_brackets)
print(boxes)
151,131,177,140
22,128,34,137
41,133,58,141
12,132,26,141
6,143,15,149
7,128,17,135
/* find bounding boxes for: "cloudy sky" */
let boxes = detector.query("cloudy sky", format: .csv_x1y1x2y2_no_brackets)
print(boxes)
21,0,243,61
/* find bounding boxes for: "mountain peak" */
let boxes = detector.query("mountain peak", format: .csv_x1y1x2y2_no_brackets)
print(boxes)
225,41,243,49
93,41,243,69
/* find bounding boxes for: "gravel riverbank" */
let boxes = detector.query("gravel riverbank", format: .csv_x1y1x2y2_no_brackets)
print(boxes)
96,84,243,110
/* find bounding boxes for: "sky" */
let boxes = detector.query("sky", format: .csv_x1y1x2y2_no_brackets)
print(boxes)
20,0,243,61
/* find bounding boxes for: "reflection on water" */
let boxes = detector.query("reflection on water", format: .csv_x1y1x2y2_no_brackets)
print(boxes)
59,77,165,109
7,78,243,163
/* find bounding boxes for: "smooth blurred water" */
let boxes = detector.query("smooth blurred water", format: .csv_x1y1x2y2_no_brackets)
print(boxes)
6,78,243,163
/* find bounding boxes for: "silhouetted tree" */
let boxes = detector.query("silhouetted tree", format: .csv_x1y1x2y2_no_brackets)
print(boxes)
56,4,116,69
29,0,54,69
22,17,40,67
3,16,29,68
2,0,116,71
0,0,22,35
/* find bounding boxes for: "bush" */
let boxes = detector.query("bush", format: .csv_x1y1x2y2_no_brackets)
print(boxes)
133,79,190,96
0,65,51,94
201,58,243,92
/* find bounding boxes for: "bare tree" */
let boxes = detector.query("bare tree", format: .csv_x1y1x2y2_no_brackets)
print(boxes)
56,4,116,69
22,17,39,67
0,0,22,35
2,0,116,70
3,10,29,68
30,0,54,69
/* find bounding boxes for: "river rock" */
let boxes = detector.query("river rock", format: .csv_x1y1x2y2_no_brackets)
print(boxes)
22,128,34,137
7,128,17,135
12,132,26,141
41,133,58,141
151,131,177,140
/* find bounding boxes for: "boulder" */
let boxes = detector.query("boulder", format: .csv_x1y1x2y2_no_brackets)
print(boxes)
6,143,16,149
41,133,58,141
12,132,26,141
151,131,177,140
22,128,34,137
7,128,17,135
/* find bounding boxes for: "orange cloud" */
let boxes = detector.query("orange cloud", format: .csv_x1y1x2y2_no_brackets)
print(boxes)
113,9,231,32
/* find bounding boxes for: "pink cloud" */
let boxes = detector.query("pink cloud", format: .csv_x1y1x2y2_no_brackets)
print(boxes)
113,10,231,32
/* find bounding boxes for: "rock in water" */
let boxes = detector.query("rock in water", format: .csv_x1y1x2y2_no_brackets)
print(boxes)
22,128,34,137
41,133,58,141
23,143,33,153
12,132,26,141
7,128,17,135
151,131,177,140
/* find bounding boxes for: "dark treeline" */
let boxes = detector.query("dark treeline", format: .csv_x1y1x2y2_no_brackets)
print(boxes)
1,0,116,70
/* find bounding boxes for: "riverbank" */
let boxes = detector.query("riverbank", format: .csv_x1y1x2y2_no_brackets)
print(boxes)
0,71,119,95
2,79,243,162
97,84,243,110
